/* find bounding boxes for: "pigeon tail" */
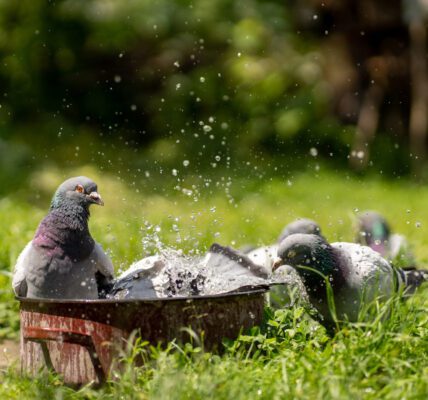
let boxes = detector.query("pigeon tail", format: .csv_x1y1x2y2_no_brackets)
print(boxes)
403,269,428,294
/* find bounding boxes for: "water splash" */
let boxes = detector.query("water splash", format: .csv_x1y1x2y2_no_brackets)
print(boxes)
111,243,307,302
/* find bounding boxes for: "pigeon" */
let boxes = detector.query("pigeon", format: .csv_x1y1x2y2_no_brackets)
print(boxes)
12,176,114,299
244,219,322,309
277,218,323,243
246,218,323,273
356,211,416,269
274,234,428,329
108,244,268,300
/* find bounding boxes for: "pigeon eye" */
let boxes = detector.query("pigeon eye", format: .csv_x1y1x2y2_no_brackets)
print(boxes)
75,184,84,194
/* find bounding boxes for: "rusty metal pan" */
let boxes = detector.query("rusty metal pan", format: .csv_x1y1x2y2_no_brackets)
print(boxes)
18,285,268,384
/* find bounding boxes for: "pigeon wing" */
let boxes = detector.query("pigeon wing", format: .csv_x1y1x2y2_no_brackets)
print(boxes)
333,242,397,299
88,242,115,297
12,241,32,297
90,242,114,279
208,243,269,279
16,242,68,298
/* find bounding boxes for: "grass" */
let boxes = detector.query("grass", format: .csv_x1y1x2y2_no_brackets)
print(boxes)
1,165,428,399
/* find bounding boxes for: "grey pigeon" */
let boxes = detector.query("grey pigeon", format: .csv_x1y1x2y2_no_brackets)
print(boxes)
275,218,323,301
244,218,322,308
277,218,323,243
247,218,323,273
12,176,114,299
356,210,416,269
274,234,427,329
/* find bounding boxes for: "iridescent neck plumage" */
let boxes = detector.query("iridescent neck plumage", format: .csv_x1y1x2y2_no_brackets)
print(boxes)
33,199,94,261
296,244,337,284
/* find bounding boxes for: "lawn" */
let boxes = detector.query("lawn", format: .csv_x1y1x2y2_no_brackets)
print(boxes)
1,166,428,399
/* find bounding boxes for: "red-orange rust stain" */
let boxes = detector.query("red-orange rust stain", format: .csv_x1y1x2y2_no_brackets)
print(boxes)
20,310,124,384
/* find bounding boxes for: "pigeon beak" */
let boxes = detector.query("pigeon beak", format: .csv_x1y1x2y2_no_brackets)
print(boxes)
272,257,283,272
89,191,104,206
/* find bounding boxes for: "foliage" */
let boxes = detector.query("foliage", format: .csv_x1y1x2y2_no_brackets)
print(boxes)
1,168,428,398
0,0,353,170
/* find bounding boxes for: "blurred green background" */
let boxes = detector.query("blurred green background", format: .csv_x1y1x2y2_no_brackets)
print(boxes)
2,0,428,190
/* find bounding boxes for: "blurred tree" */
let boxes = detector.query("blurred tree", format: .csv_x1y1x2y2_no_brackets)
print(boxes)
404,0,428,179
0,0,348,169
0,0,425,176
304,0,428,177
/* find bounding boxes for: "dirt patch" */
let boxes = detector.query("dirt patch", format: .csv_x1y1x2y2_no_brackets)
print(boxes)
0,340,20,369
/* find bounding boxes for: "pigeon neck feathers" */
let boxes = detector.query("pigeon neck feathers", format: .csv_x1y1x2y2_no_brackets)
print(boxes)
33,199,94,262
297,243,347,291
277,233,347,290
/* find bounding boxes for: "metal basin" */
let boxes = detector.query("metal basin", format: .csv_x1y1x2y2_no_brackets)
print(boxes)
18,287,267,385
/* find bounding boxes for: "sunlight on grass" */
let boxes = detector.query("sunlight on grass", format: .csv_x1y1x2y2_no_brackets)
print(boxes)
1,167,428,398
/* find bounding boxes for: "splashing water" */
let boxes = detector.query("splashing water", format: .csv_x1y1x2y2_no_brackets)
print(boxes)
111,241,307,302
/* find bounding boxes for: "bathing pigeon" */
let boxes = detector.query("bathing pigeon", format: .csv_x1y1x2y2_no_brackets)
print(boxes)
246,218,323,273
12,176,114,299
274,234,427,329
277,218,323,243
242,217,322,308
244,219,322,308
356,210,416,269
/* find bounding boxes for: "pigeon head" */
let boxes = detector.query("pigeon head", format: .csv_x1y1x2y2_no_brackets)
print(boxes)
50,176,104,210
277,218,322,243
275,233,335,280
356,211,390,255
